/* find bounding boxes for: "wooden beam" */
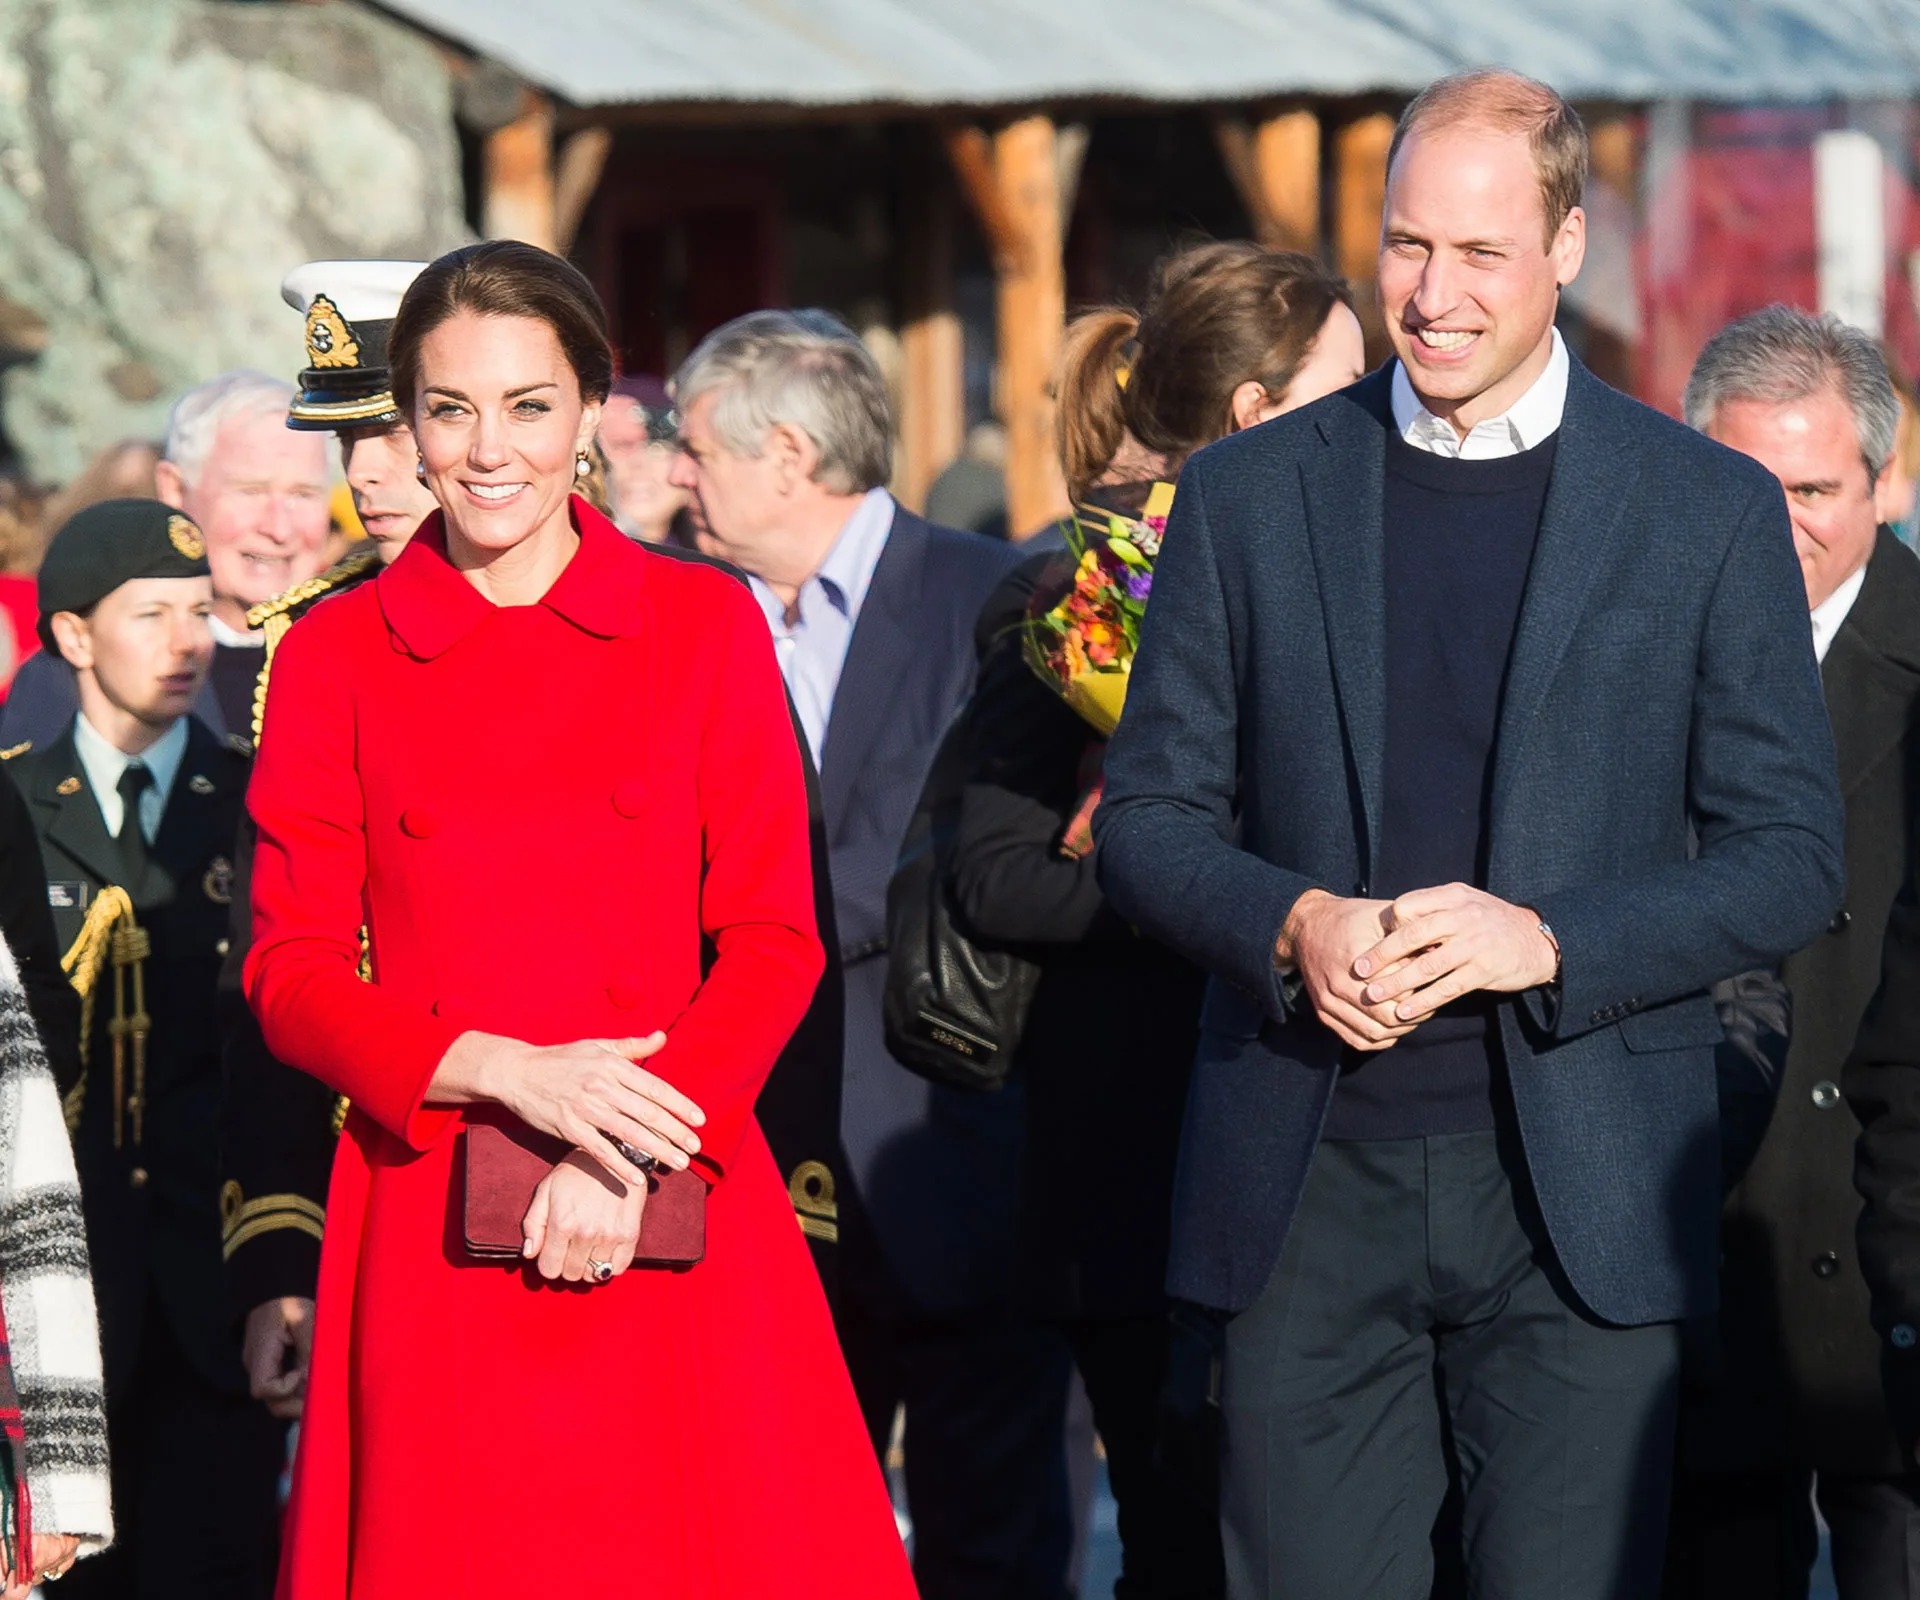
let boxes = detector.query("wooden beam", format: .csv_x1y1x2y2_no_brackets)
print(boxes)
1333,111,1396,360
1214,108,1320,254
991,116,1069,538
897,169,965,514
1588,112,1638,206
483,89,556,250
553,126,614,256
943,124,1023,270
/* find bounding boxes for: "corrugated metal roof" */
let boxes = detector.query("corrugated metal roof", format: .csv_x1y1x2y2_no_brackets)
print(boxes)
368,0,1920,108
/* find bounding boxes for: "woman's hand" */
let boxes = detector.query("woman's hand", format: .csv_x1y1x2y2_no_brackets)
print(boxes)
436,1031,706,1190
6,1532,80,1595
521,1151,646,1282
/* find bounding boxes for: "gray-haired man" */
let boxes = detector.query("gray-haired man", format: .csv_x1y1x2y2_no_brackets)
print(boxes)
2,371,332,747
1667,306,1920,1600
668,312,1073,1600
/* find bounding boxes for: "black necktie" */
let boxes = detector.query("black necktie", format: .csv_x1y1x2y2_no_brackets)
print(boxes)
116,764,153,886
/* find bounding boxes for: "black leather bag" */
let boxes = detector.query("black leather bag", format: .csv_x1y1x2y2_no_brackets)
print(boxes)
883,711,1040,1091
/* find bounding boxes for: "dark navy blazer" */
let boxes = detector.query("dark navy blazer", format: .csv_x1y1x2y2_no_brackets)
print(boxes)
823,506,1024,1313
1094,359,1846,1324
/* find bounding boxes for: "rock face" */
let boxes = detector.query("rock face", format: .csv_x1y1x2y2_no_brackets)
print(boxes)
0,0,469,481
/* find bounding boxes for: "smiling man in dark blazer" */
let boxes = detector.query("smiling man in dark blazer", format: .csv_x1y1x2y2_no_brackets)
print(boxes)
1094,69,1845,1597
668,312,1050,1600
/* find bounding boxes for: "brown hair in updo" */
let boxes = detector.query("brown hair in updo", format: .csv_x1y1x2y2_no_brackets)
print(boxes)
387,240,615,417
1056,241,1353,502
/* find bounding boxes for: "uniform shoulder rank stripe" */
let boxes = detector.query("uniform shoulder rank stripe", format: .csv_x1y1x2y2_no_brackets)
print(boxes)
0,741,29,761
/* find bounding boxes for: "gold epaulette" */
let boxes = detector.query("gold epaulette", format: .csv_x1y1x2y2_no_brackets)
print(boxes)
0,741,29,761
248,545,381,745
220,1180,325,1258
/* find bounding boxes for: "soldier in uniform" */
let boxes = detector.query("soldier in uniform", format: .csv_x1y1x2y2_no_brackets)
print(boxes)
219,261,433,1421
219,262,850,1433
11,499,278,1599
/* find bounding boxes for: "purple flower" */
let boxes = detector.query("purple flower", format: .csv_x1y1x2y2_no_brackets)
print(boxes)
1126,571,1153,601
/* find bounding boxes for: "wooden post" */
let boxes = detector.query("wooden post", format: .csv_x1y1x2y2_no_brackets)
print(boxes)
553,127,613,257
897,168,964,513
1213,108,1320,253
945,116,1069,539
483,89,556,250
1333,111,1397,361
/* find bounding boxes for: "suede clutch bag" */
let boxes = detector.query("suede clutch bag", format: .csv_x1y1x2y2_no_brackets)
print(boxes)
462,1119,706,1268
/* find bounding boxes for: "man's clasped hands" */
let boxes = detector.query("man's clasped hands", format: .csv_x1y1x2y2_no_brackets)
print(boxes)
1277,883,1562,1052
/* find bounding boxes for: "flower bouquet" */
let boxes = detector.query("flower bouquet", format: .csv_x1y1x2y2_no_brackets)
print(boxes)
1022,481,1174,737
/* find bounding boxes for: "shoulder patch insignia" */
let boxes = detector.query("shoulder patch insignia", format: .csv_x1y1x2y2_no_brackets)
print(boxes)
56,775,81,795
168,514,205,560
0,741,28,760
304,294,361,370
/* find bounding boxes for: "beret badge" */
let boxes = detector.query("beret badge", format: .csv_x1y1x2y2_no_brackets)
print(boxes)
304,294,361,370
168,514,206,560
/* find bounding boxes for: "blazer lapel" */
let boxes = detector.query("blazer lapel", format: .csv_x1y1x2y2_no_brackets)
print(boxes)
1492,362,1641,820
1823,531,1920,799
32,728,124,891
819,516,918,832
1301,377,1391,865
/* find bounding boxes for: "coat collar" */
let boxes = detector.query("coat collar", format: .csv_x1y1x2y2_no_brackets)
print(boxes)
1301,357,1637,873
819,507,925,827
1822,526,1920,797
376,495,647,660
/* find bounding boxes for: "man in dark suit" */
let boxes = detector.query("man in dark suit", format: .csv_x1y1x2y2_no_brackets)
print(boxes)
1664,308,1920,1599
668,311,1059,1600
1094,69,1845,1597
14,499,280,1600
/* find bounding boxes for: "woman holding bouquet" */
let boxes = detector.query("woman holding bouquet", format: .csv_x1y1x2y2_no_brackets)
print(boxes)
950,241,1361,1599
245,241,912,1600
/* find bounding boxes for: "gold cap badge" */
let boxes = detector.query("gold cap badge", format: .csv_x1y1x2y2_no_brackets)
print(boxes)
168,514,205,560
304,294,361,370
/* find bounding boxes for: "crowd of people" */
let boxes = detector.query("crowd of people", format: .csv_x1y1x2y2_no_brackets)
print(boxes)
3,60,1920,1600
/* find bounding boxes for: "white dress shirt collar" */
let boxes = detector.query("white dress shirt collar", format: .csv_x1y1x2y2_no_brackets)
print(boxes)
207,613,263,649
1391,327,1570,460
1810,561,1869,665
72,713,188,844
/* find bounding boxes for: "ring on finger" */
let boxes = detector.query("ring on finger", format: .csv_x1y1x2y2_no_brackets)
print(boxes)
587,1257,615,1284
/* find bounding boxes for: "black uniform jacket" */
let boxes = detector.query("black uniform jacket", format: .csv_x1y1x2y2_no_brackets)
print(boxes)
1697,527,1920,1476
15,716,249,1398
0,760,81,1094
219,541,847,1318
949,531,1206,1321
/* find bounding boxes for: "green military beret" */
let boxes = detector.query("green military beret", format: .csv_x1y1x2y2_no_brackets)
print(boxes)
37,497,211,653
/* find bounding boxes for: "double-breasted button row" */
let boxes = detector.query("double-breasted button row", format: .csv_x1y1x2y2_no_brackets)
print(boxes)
403,785,644,835
1589,997,1644,1025
607,978,645,1009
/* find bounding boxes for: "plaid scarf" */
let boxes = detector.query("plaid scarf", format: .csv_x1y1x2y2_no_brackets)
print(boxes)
0,1299,29,1586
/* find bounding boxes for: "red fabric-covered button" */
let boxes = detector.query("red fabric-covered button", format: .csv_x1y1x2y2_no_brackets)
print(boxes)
607,979,645,1010
611,780,646,818
400,807,439,839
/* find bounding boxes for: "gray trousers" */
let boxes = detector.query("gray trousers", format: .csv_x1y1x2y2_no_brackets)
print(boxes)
1220,1129,1682,1600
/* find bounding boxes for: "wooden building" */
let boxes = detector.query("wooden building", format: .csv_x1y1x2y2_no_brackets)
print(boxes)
367,0,1920,536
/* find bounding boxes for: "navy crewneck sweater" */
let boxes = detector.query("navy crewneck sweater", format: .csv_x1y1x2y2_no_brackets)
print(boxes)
1321,427,1559,1141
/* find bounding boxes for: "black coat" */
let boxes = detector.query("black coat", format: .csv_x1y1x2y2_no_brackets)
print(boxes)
0,759,80,1094
14,717,249,1398
217,542,849,1318
1690,528,1920,1475
950,553,1204,1321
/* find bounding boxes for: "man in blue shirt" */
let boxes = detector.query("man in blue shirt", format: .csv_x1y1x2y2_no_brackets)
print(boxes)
670,312,1058,1600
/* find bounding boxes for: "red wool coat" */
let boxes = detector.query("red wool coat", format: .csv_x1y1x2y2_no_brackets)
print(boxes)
246,502,914,1599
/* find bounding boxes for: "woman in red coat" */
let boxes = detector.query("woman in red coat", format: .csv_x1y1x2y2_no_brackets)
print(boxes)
245,241,915,1600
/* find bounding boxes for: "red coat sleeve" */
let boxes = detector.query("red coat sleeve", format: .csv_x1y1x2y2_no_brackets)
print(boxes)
243,612,464,1150
659,577,825,1182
